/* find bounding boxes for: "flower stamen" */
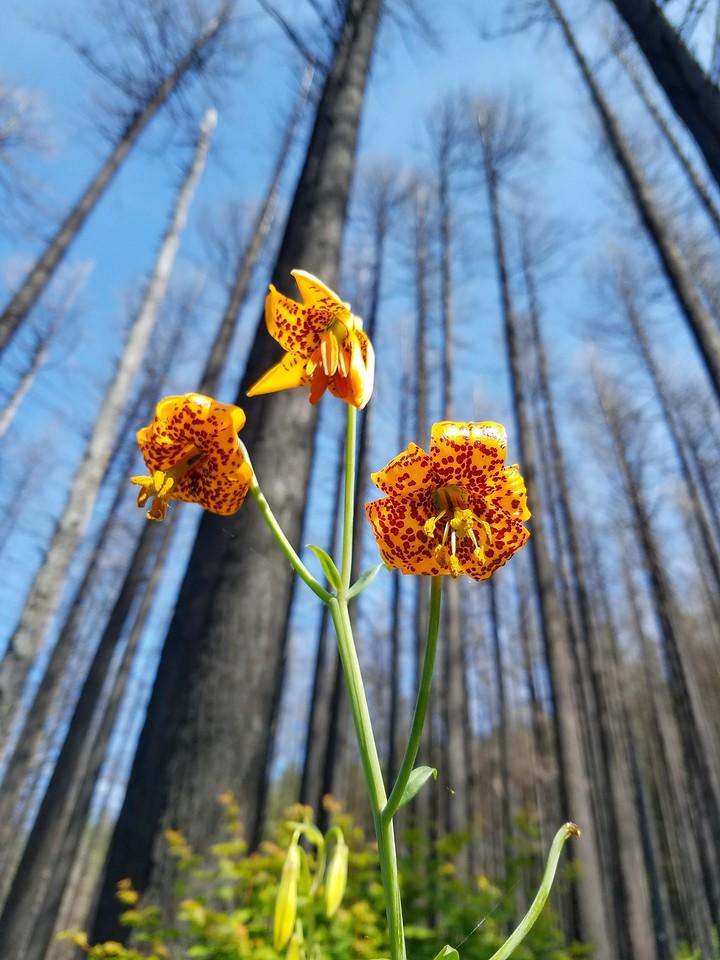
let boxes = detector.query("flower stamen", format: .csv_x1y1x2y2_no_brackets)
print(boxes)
424,510,446,537
424,486,493,578
131,448,207,521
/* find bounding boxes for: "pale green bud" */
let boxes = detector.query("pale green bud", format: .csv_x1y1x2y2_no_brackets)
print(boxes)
324,838,348,918
286,933,303,960
274,842,300,950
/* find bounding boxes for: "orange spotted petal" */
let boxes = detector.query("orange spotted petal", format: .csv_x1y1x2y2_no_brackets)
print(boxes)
365,491,441,575
490,464,531,521
247,352,311,398
430,421,508,487
370,443,434,497
292,270,349,316
265,270,351,357
327,329,374,410
134,393,251,519
350,327,374,410
460,523,530,580
139,394,239,472
172,458,253,515
460,516,530,581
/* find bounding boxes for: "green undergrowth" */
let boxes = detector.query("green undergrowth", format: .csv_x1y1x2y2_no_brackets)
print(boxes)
60,797,580,960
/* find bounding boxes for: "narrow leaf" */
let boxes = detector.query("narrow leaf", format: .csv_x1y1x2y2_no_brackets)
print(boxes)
433,947,459,960
308,544,342,591
347,562,385,599
398,766,437,809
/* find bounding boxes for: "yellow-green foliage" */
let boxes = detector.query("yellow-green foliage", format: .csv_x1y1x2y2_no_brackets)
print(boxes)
60,797,577,960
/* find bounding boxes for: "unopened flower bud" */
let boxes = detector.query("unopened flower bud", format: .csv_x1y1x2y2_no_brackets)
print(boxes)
274,843,300,950
325,837,349,918
286,932,303,960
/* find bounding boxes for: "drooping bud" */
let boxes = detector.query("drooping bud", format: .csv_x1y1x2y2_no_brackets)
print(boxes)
274,842,300,950
324,836,349,918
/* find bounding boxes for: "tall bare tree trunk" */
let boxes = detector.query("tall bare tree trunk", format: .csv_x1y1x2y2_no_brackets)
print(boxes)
593,370,720,930
0,285,203,894
0,264,90,438
386,380,406,783
0,425,142,902
616,47,720,235
521,237,650,959
432,112,469,859
488,578,511,881
627,548,713,954
478,122,612,958
0,9,228,354
589,542,673,960
547,0,720,403
93,0,384,939
0,109,215,745
299,442,343,807
516,583,550,850
0,515,179,960
412,187,432,682
615,270,720,597
201,67,313,393
413,184,431,679
0,342,46,437
607,0,720,190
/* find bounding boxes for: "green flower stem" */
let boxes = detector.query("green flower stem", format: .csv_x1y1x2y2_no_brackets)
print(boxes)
383,575,443,824
340,404,357,590
487,823,580,960
249,473,331,603
329,596,406,960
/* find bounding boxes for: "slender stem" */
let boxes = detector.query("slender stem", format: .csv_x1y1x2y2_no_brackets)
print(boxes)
378,814,405,960
329,599,386,809
486,823,580,960
341,404,357,589
249,474,331,603
383,575,443,822
329,597,406,960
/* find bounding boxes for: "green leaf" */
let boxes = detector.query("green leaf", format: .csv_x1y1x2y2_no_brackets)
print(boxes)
308,545,342,591
347,563,385,599
432,947,460,960
398,766,437,809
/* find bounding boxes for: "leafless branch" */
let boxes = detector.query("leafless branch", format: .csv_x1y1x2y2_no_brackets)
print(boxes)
47,0,245,143
255,0,326,69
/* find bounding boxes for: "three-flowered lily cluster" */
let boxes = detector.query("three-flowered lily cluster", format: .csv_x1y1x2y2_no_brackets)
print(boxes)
130,269,530,579
127,269,551,960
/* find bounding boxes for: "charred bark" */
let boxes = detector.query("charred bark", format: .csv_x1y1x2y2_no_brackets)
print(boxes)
93,0,384,938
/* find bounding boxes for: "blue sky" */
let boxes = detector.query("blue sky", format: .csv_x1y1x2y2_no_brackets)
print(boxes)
1,0,718,789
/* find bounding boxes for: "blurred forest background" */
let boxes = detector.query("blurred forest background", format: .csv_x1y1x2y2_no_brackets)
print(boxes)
1,0,720,958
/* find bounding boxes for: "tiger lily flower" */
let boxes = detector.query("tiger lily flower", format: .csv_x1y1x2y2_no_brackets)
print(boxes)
247,269,374,409
131,393,252,521
365,421,530,580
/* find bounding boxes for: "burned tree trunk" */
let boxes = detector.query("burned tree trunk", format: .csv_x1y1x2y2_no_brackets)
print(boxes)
615,47,720,235
94,0,385,938
607,0,720,190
